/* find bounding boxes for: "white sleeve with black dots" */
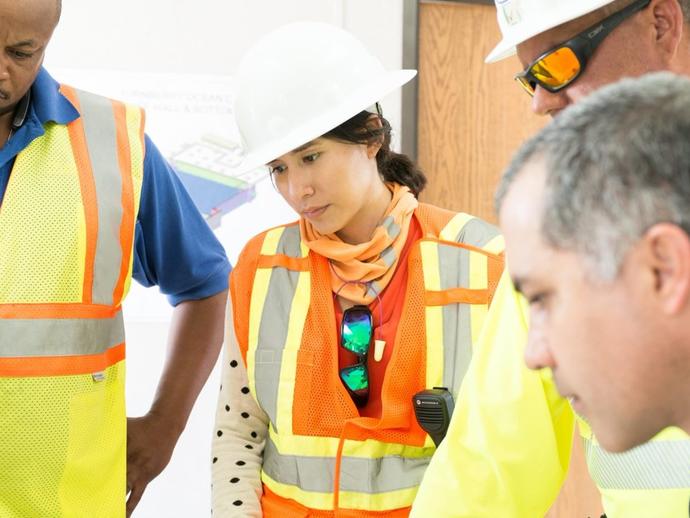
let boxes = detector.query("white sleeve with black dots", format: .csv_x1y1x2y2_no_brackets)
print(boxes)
212,297,268,517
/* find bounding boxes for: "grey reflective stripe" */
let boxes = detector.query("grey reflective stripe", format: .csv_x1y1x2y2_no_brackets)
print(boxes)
368,282,382,300
0,311,124,357
453,217,500,249
585,437,690,489
380,247,396,268
381,216,401,240
437,244,472,392
254,226,308,431
276,225,304,258
75,89,123,306
377,217,401,273
263,436,430,494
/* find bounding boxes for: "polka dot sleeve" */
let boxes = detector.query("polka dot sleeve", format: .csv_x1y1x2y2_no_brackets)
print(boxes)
212,296,268,517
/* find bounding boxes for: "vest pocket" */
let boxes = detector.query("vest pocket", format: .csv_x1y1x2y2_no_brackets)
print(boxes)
254,348,315,432
60,361,126,517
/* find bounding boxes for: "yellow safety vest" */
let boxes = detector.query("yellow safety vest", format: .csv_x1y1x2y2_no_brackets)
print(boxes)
580,421,690,517
410,272,690,518
0,86,144,518
234,206,504,515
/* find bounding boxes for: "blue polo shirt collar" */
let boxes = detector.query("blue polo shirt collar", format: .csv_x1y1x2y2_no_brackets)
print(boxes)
31,66,80,126
0,67,79,167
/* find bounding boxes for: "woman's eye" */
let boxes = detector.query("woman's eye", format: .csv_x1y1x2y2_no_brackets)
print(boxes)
269,164,287,175
303,152,320,163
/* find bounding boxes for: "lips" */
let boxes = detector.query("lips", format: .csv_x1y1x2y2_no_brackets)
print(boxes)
301,205,329,218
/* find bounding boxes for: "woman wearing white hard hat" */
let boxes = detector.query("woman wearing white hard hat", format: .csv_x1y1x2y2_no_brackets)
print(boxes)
212,21,505,517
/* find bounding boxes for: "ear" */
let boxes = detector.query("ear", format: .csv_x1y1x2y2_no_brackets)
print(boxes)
643,223,690,315
365,114,383,159
649,0,685,63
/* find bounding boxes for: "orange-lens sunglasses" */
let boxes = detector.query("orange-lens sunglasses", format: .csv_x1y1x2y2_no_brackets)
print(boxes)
515,0,651,96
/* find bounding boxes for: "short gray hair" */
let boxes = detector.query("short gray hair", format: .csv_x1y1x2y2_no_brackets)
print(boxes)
496,72,690,279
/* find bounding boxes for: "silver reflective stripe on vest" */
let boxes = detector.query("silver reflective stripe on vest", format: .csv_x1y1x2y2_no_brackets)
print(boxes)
275,225,304,259
437,244,473,392
584,437,690,489
76,89,124,306
0,310,124,357
263,436,429,494
452,217,500,249
254,225,306,430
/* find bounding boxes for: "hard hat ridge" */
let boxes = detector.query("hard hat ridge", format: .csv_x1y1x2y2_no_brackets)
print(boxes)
234,21,417,173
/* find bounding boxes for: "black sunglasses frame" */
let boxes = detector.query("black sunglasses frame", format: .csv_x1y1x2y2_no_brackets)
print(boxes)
339,305,373,407
516,0,652,95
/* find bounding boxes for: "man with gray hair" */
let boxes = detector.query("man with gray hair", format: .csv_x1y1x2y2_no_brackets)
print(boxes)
496,72,690,455
411,2,690,517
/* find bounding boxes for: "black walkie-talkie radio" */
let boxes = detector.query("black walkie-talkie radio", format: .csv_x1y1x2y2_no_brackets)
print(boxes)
412,387,454,447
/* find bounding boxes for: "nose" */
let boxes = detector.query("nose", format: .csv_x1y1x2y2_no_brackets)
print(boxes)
524,327,555,371
531,85,570,117
285,167,315,200
0,56,9,81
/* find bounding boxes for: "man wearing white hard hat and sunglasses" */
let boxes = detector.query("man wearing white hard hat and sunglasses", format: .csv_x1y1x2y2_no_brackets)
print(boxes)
412,1,690,517
495,0,690,116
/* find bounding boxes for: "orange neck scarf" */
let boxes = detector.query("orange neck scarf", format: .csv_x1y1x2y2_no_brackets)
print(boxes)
299,183,418,304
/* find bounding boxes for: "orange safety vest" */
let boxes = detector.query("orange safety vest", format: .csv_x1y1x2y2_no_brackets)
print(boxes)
231,203,504,517
0,86,144,517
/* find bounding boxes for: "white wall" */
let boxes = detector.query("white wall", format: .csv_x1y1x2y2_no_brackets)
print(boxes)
46,0,405,142
46,2,405,517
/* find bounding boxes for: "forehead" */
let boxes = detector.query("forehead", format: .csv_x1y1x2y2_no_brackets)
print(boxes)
499,158,553,273
0,0,59,38
500,158,547,232
268,138,331,164
516,8,608,64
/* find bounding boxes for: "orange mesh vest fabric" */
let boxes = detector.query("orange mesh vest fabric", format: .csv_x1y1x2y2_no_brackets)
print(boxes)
335,217,422,419
230,204,504,517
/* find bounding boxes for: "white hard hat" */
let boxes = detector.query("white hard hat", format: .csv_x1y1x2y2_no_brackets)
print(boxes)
234,21,416,172
486,0,615,63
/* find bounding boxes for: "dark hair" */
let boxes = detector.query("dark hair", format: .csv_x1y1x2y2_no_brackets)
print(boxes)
322,109,427,197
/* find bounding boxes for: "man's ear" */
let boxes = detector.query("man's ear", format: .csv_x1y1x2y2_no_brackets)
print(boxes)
649,0,685,64
643,223,690,315
365,114,383,158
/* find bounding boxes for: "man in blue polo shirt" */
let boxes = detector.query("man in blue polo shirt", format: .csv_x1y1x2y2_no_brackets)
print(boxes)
0,0,230,516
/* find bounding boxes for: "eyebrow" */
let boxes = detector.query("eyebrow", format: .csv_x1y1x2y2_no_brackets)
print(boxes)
9,40,37,48
267,140,320,166
290,140,318,155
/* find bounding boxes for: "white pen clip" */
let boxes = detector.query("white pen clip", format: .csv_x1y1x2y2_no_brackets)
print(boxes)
374,339,386,362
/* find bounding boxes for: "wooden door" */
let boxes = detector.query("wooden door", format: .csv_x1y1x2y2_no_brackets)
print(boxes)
416,2,604,517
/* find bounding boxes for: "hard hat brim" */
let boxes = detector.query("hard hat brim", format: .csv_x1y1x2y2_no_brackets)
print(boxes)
234,69,417,175
485,0,614,63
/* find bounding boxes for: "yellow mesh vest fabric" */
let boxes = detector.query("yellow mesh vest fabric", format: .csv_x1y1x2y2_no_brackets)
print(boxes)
0,96,144,518
0,362,126,518
0,123,86,302
121,103,145,300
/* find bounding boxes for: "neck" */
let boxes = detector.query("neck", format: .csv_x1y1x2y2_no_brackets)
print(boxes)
676,352,690,436
336,181,392,244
